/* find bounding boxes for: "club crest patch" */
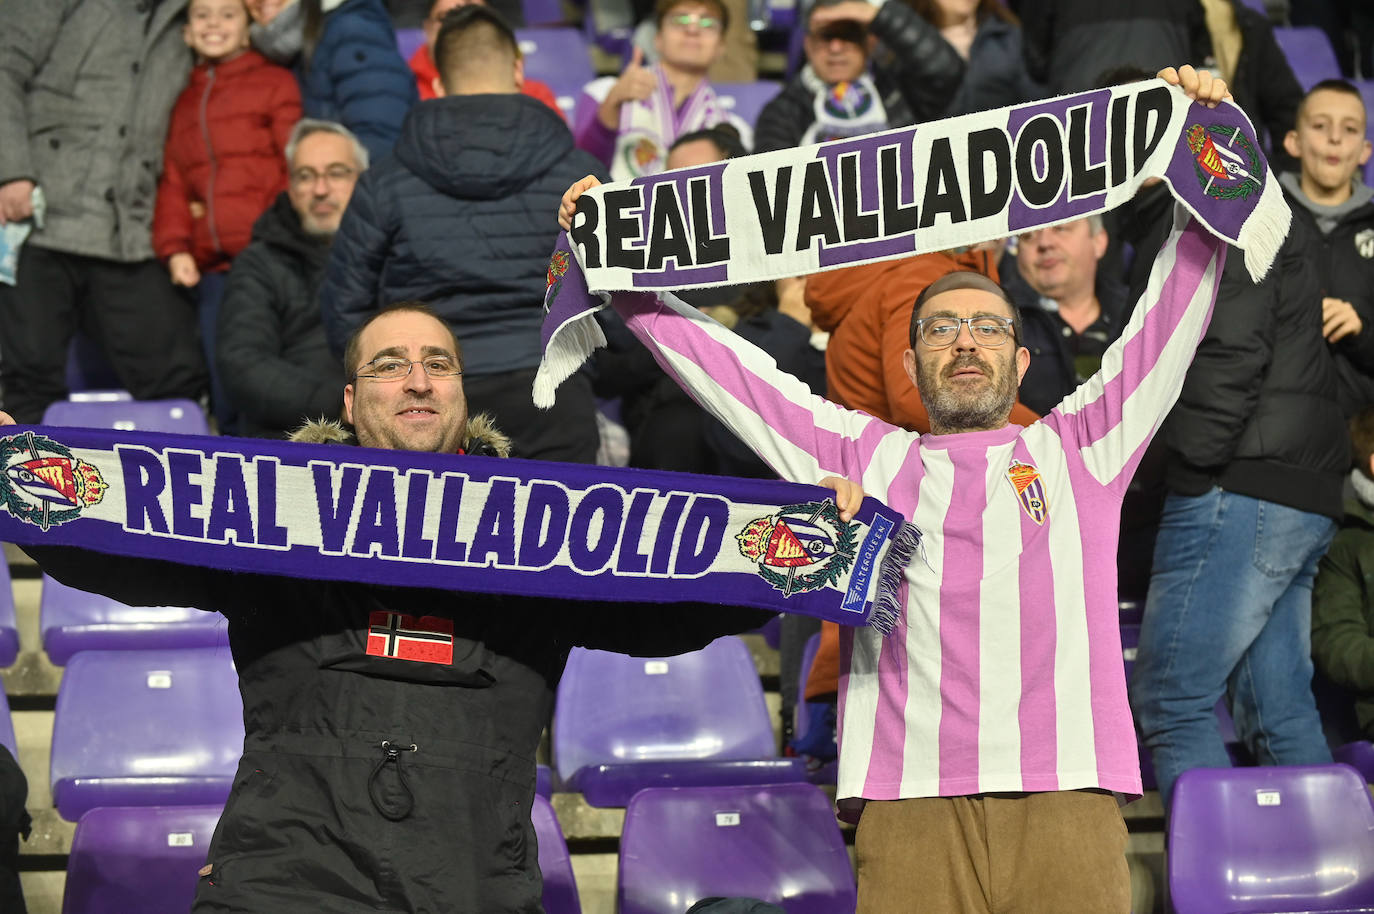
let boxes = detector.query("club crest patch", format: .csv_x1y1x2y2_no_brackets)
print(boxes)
736,500,857,596
1356,228,1374,259
0,432,107,530
543,249,571,313
1185,123,1262,201
1006,459,1048,525
367,611,455,665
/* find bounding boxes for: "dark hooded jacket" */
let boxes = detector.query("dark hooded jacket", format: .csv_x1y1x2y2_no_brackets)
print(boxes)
26,417,771,914
318,94,607,376
217,193,345,440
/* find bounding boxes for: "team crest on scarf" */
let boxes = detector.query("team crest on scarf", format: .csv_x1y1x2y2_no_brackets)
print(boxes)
544,249,571,313
735,500,857,596
822,80,875,121
1185,123,1262,201
367,611,455,665
1006,459,1048,525
0,432,107,531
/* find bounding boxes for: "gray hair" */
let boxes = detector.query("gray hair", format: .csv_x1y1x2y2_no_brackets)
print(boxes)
284,118,369,171
1087,213,1105,235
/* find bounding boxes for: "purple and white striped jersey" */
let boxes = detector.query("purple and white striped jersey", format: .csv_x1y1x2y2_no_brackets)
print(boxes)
612,211,1226,803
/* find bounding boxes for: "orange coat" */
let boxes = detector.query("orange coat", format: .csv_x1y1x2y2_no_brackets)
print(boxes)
805,248,1041,432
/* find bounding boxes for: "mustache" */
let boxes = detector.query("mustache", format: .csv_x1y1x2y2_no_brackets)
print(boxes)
943,354,992,379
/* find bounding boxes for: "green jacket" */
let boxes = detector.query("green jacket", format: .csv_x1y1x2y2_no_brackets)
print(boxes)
1312,496,1374,737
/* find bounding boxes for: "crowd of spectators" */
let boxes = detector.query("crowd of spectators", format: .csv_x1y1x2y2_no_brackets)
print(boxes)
2,0,1374,813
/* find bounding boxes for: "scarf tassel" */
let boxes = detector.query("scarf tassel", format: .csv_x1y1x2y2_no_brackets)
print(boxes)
869,520,921,636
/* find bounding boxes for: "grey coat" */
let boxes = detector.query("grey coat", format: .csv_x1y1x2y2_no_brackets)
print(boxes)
0,0,192,262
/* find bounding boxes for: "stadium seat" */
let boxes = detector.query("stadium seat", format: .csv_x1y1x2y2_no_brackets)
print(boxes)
63,804,223,914
792,630,837,785
533,794,581,914
1334,740,1374,782
1353,81,1374,186
554,636,806,806
757,613,781,649
522,0,567,27
0,560,19,667
0,688,16,758
40,572,229,665
515,28,594,118
1168,764,1374,913
51,647,244,821
618,783,856,914
713,81,783,130
42,397,209,435
1274,27,1342,91
395,26,425,62
537,762,553,798
64,333,123,395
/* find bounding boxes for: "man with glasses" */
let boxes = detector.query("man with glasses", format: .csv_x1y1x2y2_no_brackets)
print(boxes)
320,6,606,462
558,64,1231,910
575,0,749,179
217,119,365,439
754,0,965,153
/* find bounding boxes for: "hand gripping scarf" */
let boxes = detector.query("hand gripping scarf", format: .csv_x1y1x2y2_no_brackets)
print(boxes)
535,79,1290,406
0,426,919,631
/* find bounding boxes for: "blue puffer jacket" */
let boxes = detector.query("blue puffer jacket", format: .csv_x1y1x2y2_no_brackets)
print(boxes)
300,0,417,162
319,94,608,376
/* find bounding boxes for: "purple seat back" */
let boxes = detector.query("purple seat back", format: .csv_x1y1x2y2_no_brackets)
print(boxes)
793,631,820,740
395,26,425,62
51,647,244,821
62,804,223,914
516,28,594,117
1334,741,1374,782
1354,81,1374,186
757,613,781,650
618,783,856,914
64,334,122,394
42,398,209,435
533,794,581,914
0,560,19,668
1169,764,1374,914
554,636,776,785
0,689,15,758
1274,27,1342,91
40,573,229,665
523,0,567,27
712,81,783,131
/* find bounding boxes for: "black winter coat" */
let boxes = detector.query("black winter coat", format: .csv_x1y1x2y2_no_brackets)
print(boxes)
1020,0,1198,94
217,193,344,440
754,0,964,153
946,15,1042,117
1284,183,1374,417
318,95,607,377
1161,219,1348,520
26,424,770,913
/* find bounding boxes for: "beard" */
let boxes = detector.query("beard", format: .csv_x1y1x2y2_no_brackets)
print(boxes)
917,351,1019,434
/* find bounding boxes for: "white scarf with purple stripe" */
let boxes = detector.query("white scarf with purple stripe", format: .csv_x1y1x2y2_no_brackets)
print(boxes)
611,65,732,181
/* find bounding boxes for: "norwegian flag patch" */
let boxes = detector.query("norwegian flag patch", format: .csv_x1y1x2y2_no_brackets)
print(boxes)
366,611,455,665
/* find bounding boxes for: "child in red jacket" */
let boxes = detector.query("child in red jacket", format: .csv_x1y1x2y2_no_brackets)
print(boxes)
153,0,301,431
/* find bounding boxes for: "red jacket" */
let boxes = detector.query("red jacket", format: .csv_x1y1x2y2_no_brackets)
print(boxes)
408,44,564,121
153,50,301,271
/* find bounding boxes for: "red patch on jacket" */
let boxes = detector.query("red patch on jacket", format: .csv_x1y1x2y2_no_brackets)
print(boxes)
366,611,455,665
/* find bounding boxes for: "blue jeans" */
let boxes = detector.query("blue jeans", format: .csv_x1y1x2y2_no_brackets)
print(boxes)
1129,488,1335,810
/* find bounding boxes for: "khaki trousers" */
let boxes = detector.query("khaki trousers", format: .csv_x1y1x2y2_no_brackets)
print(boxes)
854,791,1131,914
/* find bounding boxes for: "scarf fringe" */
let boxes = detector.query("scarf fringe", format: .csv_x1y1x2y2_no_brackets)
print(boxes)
869,520,921,635
533,310,607,409
1236,176,1291,282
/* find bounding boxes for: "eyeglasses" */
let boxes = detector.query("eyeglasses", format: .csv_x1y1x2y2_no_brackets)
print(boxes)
354,355,463,382
666,12,722,31
291,165,356,188
914,316,1015,349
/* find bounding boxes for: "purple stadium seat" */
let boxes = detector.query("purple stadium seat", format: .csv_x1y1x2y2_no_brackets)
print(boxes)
41,573,229,665
758,613,781,649
554,636,806,806
1353,81,1374,186
51,647,244,821
395,26,425,62
533,794,581,914
516,27,594,118
1169,764,1374,914
1274,27,1342,91
1236,0,1267,14
793,630,838,786
1334,741,1374,782
63,804,223,914
619,783,856,914
713,81,783,131
537,762,553,798
64,334,122,395
0,560,19,668
0,688,15,758
42,398,209,435
523,0,566,27
1118,600,1143,625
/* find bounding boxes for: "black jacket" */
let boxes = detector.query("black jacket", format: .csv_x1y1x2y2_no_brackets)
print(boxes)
754,0,964,153
26,420,770,914
1161,221,1348,520
946,15,1042,117
1020,0,1199,94
1284,180,1374,416
217,193,345,440
318,94,607,377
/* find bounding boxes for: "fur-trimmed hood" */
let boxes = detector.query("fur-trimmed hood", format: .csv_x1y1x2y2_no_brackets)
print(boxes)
289,413,512,458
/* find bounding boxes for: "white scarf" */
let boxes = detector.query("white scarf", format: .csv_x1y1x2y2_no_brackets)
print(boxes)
612,65,731,181
799,66,889,147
